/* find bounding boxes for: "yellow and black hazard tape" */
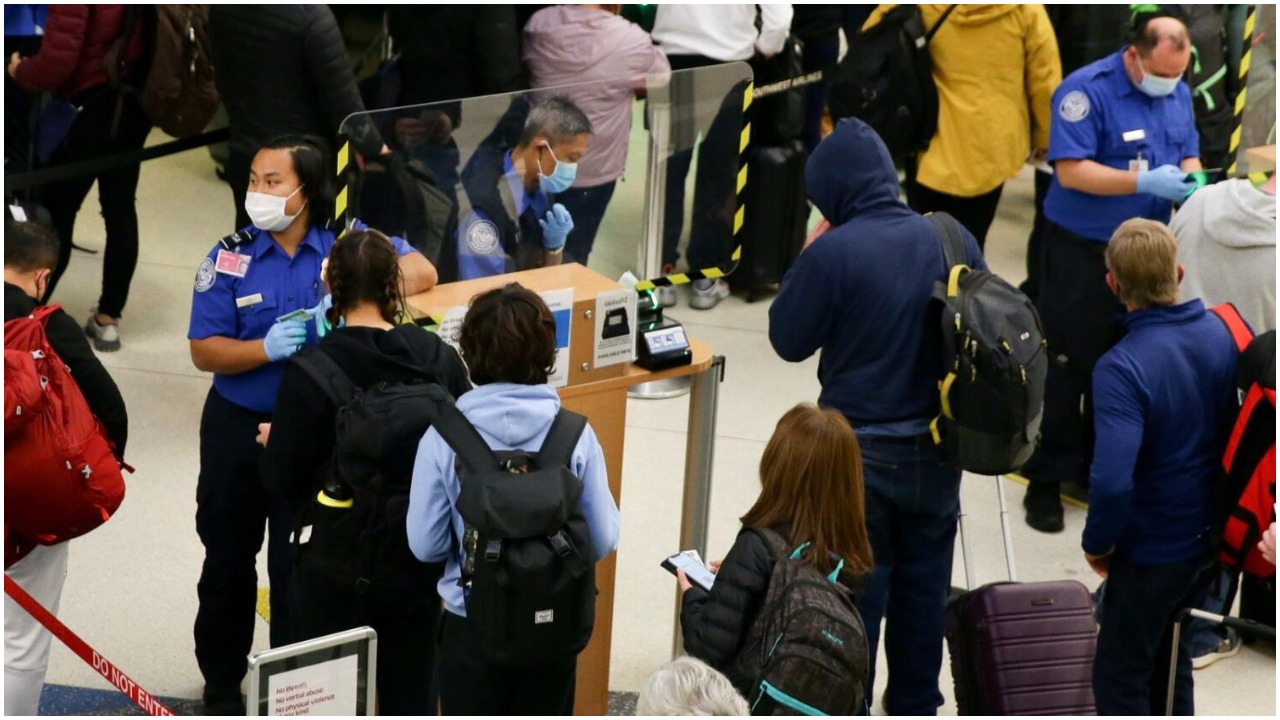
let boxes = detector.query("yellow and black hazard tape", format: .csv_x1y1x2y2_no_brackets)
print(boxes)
1226,6,1268,183
334,140,351,229
637,81,754,293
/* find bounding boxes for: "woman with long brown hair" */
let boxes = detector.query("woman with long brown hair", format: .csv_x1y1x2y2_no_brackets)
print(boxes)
677,403,874,705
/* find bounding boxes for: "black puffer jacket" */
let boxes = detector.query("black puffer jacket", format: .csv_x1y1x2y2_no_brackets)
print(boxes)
208,5,382,159
681,526,868,694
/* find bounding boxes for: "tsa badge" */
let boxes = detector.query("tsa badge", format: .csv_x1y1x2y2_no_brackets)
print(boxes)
465,219,501,255
194,257,215,293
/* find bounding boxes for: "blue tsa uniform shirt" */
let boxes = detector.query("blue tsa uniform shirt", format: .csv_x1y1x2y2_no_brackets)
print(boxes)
455,150,550,280
188,221,416,413
1044,51,1199,242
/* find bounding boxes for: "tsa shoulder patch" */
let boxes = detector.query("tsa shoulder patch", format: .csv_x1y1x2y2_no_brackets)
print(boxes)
1058,90,1090,123
465,219,501,255
195,257,216,293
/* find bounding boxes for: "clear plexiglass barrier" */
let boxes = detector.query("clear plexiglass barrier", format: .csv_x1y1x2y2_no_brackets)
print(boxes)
338,62,753,287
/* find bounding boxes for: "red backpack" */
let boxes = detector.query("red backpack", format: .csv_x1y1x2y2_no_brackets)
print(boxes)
1214,313,1276,578
4,306,128,568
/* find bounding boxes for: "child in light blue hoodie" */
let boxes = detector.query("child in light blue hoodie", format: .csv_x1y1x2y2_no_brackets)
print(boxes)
407,282,620,716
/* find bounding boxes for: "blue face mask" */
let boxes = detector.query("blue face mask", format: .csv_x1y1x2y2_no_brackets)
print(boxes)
537,143,577,194
1136,57,1180,98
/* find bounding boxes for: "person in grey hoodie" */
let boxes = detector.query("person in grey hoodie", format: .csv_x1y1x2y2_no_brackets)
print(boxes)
407,283,621,716
523,4,670,266
1171,174,1276,332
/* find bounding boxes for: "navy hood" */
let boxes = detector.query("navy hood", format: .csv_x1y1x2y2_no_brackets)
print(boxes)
805,118,903,224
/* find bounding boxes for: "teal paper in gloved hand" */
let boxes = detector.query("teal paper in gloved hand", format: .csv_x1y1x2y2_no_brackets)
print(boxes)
264,319,308,362
309,294,341,338
1136,164,1197,202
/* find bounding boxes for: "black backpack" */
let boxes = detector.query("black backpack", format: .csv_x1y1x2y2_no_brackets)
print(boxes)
433,403,597,666
928,213,1047,475
353,153,455,267
734,528,868,716
291,350,451,596
827,4,955,163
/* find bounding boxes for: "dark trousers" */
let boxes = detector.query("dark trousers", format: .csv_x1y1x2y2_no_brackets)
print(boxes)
226,148,253,232
194,389,294,689
661,55,739,271
290,558,443,715
1094,553,1214,716
855,434,962,716
1020,222,1124,493
556,180,617,266
42,89,152,318
1020,169,1053,302
437,612,578,716
799,33,840,154
907,179,1004,252
4,36,42,174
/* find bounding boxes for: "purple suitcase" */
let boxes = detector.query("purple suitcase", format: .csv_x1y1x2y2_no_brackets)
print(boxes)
945,477,1098,715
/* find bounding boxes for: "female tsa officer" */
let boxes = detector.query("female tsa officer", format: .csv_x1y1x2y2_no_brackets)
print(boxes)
186,136,437,714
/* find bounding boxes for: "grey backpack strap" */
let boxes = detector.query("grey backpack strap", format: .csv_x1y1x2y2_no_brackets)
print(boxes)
292,349,357,407
928,211,968,272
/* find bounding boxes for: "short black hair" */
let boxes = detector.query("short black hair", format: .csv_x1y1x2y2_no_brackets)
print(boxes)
257,135,336,227
459,283,558,386
517,96,593,148
4,220,60,272
1130,9,1189,54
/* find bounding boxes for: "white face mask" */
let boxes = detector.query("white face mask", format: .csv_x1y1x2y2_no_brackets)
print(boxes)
1135,57,1180,98
245,184,306,232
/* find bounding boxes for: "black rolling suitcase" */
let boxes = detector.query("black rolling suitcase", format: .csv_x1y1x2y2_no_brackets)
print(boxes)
738,140,808,302
946,477,1099,715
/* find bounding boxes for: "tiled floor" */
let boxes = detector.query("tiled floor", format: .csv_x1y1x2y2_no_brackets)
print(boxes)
32,134,1276,715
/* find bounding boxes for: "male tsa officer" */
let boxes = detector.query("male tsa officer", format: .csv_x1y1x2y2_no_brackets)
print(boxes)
1021,11,1201,534
186,138,436,714
450,95,591,280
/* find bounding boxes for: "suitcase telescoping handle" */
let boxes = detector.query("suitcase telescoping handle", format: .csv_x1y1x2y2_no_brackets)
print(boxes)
957,475,1019,589
1166,608,1276,715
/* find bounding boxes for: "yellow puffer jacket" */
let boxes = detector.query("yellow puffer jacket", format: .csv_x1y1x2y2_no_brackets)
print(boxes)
865,4,1062,197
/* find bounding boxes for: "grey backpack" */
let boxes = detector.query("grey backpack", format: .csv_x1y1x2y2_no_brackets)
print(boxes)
928,213,1047,475
735,528,868,716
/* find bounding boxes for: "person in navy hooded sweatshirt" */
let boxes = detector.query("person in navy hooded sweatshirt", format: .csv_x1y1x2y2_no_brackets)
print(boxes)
769,117,985,715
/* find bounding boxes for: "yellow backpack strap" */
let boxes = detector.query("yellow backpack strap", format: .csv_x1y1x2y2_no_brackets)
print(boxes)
947,264,970,298
939,371,958,419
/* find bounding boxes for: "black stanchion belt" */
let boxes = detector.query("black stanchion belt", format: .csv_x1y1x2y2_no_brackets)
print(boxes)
5,128,230,192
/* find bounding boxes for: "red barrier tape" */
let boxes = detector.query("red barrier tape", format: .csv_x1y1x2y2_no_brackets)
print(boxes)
4,575,174,716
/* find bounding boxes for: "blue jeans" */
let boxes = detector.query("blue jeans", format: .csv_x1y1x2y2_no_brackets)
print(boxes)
855,434,961,716
1188,567,1238,656
1093,553,1214,716
555,180,617,267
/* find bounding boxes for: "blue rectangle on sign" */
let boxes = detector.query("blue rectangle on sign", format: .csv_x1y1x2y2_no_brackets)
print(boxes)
552,309,571,349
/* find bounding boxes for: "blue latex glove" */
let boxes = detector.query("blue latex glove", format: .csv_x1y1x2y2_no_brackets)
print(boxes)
1136,164,1197,202
538,202,573,251
308,294,335,338
264,319,308,362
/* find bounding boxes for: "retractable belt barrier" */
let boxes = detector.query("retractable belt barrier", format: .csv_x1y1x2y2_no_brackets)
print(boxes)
4,128,229,192
4,575,175,716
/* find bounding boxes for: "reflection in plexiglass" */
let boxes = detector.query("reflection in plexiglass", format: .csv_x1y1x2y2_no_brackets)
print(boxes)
338,63,754,286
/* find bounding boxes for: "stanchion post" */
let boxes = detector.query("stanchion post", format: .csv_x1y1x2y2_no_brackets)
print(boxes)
672,355,724,655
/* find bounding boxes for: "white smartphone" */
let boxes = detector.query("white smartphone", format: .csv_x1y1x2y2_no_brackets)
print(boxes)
662,550,716,592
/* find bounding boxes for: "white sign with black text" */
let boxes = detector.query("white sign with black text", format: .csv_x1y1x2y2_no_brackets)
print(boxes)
593,289,637,369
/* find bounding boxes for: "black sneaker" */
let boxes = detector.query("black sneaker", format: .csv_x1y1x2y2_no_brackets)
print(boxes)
201,683,246,716
1024,483,1065,533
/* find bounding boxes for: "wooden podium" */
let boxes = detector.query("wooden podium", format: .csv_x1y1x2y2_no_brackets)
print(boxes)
407,264,720,715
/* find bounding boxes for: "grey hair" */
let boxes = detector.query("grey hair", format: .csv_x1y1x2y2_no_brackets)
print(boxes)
636,656,750,716
518,96,593,147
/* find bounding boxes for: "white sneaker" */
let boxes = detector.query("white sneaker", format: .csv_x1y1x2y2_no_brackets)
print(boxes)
656,285,677,307
1192,629,1241,670
84,312,121,352
689,278,730,310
